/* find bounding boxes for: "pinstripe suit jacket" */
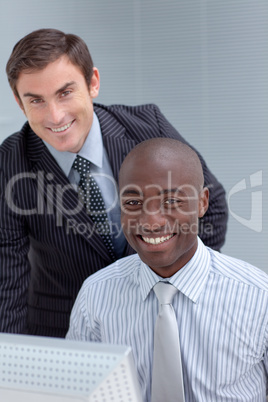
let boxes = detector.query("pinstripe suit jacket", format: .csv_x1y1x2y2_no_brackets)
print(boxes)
0,103,228,337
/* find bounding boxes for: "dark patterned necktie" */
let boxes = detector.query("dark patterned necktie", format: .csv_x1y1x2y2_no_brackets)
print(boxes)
72,155,115,259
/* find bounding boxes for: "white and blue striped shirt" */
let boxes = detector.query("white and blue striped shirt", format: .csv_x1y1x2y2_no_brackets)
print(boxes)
66,238,268,401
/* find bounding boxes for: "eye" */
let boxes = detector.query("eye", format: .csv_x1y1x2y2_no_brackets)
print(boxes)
163,198,183,209
30,98,43,104
125,200,142,206
164,198,179,204
61,90,71,97
121,198,143,213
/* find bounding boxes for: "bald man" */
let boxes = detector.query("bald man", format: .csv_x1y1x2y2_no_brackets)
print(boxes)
67,138,268,401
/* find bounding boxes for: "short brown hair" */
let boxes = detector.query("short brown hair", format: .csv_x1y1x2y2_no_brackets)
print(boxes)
6,28,94,99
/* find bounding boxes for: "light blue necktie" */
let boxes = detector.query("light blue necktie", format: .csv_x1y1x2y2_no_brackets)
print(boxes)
151,281,185,402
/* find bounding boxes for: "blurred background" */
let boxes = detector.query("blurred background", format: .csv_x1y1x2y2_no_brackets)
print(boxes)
0,0,267,272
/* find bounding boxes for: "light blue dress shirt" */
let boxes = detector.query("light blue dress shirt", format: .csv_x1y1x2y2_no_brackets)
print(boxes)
44,112,126,257
66,237,268,402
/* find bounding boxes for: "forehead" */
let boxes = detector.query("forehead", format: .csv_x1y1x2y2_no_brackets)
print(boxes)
16,56,84,93
119,151,193,191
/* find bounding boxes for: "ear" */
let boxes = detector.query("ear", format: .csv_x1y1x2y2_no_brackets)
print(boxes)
89,67,100,99
198,187,209,218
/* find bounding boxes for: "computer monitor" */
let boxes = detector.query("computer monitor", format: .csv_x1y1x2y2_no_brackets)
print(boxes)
0,333,142,402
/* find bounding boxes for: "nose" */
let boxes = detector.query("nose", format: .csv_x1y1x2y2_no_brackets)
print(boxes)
138,201,167,233
47,102,65,126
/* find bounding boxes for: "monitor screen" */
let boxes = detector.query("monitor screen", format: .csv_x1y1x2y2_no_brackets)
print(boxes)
0,333,142,402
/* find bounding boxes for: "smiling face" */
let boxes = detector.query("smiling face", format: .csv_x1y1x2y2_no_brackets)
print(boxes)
15,55,100,153
119,139,209,278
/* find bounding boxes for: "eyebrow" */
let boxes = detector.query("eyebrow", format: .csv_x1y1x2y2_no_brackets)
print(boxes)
121,189,142,197
121,188,187,197
23,81,76,98
161,188,187,196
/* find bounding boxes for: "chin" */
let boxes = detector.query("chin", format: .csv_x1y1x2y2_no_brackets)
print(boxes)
54,140,78,153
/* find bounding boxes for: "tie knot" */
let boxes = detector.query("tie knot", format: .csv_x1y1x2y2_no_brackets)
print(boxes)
153,282,178,305
72,155,91,175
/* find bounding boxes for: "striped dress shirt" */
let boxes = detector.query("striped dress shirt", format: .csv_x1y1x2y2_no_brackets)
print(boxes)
66,238,268,401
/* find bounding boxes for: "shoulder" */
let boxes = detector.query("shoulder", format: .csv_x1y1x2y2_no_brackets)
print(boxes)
93,103,181,142
208,247,268,293
81,253,141,290
94,103,163,127
0,122,29,152
0,122,31,174
1,132,24,157
94,102,160,116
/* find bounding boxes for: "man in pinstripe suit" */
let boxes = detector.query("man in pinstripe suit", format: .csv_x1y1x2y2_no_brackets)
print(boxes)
0,29,228,338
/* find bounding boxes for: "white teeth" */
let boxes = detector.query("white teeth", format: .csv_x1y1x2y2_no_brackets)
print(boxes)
51,121,72,132
142,234,173,245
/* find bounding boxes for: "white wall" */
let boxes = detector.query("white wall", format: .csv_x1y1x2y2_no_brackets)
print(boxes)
0,0,267,272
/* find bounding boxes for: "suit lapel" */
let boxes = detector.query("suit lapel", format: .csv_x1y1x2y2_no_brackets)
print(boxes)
94,105,136,182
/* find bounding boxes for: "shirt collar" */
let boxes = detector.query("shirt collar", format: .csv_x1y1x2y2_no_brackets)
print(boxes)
139,237,211,304
78,112,103,168
43,112,103,177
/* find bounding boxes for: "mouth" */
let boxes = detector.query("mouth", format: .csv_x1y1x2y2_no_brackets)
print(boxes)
140,234,175,245
50,120,74,133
